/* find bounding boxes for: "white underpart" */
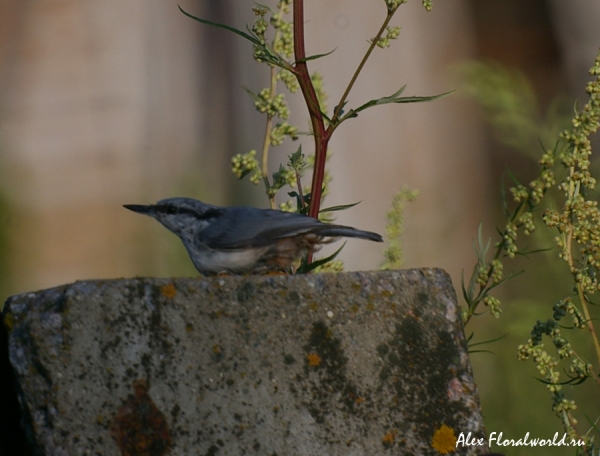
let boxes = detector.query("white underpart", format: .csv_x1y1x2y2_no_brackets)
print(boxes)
186,244,271,274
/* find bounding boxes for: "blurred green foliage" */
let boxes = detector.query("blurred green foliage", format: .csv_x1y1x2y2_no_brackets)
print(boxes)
460,58,600,454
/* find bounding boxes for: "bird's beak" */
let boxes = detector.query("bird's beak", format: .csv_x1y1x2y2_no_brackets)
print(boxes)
123,204,155,215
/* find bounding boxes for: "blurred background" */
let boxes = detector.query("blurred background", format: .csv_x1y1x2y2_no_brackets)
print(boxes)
0,0,599,454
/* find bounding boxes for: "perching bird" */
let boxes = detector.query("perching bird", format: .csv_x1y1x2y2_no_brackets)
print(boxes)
124,197,383,275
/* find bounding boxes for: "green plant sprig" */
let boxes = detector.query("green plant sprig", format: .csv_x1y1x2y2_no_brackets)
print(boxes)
281,0,445,271
181,1,443,220
459,56,600,452
381,187,418,270
463,52,600,450
458,61,571,325
538,51,600,372
461,178,542,326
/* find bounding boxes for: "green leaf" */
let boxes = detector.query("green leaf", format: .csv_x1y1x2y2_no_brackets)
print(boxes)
460,269,470,303
582,413,600,435
500,178,510,218
476,223,491,260
288,145,306,172
179,6,293,72
295,48,337,64
340,87,454,122
320,202,361,213
462,263,479,305
504,167,523,187
178,6,261,45
296,242,346,274
468,333,507,348
534,376,588,386
468,349,496,355
515,245,553,257
243,86,260,102
321,112,332,125
483,270,523,295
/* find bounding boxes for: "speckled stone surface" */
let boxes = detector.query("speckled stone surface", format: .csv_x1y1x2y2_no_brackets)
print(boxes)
3,269,488,455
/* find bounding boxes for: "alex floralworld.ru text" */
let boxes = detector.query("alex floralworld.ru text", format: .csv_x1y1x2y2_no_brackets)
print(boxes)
456,431,585,448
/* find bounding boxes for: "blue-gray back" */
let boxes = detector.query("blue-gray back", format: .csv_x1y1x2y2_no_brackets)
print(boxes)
195,207,325,249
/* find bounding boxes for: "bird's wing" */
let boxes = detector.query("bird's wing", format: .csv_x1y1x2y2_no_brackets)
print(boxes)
195,207,324,249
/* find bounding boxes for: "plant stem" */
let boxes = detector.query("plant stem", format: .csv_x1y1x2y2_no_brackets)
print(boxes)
260,62,280,210
329,11,394,130
292,0,328,220
463,199,528,326
260,4,290,210
564,164,600,368
580,294,600,369
293,2,397,221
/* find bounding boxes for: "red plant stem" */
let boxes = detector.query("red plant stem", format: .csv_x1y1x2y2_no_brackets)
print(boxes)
292,0,329,220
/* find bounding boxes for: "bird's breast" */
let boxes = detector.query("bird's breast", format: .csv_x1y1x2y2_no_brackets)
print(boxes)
189,246,271,274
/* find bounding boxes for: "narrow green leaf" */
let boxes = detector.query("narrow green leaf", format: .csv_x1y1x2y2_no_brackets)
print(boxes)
341,88,454,122
500,179,510,218
476,223,491,258
288,145,304,167
349,85,407,114
464,263,479,303
534,376,588,386
296,242,346,274
320,202,361,213
461,269,470,303
484,270,524,293
582,414,600,435
468,349,496,355
504,167,523,187
179,6,293,72
178,6,261,45
295,48,337,64
468,333,508,348
319,109,332,125
243,86,260,102
515,245,553,257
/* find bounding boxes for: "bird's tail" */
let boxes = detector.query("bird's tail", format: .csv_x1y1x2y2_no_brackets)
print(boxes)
318,225,383,242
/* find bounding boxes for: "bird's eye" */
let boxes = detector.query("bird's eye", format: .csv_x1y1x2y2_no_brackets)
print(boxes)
167,205,177,214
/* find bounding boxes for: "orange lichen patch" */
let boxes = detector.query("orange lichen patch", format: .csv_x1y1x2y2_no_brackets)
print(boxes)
212,344,222,354
431,424,457,454
307,352,322,367
111,379,172,456
382,430,397,447
160,283,176,299
354,396,364,405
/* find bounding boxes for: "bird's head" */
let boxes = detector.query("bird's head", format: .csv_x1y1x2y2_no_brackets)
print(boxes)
124,197,222,239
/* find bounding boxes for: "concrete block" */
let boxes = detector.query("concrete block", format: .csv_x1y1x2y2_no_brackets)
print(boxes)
2,269,488,455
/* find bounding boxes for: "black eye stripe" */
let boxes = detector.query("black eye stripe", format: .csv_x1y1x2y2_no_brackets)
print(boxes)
156,204,222,220
156,204,179,214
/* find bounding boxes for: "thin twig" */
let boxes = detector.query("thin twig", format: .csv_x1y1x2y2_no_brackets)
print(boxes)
329,11,394,130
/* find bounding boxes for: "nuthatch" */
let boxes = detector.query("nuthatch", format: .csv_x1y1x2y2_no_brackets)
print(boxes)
124,197,383,275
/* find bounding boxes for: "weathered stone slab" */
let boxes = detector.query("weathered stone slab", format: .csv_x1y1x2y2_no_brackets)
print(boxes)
2,269,488,455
